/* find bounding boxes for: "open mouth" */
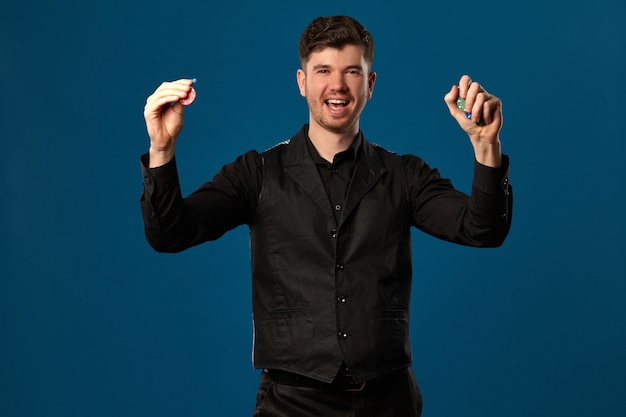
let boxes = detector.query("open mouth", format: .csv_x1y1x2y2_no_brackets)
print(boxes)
325,99,349,110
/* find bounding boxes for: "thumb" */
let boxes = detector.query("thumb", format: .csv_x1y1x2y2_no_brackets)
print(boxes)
443,85,474,129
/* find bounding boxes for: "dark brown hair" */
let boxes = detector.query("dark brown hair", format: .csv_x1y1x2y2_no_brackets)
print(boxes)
298,16,374,68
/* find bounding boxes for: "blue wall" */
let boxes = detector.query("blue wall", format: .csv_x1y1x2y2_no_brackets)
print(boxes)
1,1,624,416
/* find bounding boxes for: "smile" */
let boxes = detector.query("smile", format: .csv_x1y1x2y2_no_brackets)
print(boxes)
325,99,349,109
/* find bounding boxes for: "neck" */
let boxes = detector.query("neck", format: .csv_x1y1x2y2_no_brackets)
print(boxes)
307,121,359,162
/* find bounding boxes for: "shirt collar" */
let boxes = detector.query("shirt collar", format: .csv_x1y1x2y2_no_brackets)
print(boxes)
305,132,362,167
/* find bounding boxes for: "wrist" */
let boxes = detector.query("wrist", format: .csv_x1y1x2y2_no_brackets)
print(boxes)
148,146,175,168
473,139,502,168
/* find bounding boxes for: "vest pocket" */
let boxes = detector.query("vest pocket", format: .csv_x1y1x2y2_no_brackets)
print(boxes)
254,309,314,363
374,309,410,364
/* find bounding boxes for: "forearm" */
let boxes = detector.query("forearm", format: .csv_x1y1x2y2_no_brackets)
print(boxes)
410,155,512,247
140,155,201,252
462,156,512,246
139,152,256,252
473,139,502,168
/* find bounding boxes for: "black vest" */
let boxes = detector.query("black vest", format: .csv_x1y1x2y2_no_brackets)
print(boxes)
250,127,413,383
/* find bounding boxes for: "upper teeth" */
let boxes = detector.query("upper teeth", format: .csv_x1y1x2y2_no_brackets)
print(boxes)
328,99,347,104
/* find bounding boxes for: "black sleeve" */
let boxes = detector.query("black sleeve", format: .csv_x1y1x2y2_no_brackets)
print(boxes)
406,154,512,247
139,150,262,253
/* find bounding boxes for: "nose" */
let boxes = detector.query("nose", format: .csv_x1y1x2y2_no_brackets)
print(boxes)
329,72,347,91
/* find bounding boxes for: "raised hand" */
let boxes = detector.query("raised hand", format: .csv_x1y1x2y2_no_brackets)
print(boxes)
143,79,195,167
444,75,503,167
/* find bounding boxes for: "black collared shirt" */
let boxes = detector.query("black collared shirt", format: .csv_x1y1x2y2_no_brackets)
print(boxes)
305,134,361,223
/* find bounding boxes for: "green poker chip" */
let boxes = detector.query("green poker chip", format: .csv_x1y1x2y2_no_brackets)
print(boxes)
456,97,485,126
456,97,468,112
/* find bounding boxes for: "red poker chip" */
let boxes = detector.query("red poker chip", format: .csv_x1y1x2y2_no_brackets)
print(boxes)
180,86,196,106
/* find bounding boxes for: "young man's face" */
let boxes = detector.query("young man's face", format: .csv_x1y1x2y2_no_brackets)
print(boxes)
297,44,376,136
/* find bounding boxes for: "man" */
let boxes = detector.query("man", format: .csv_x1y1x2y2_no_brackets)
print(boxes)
140,15,512,417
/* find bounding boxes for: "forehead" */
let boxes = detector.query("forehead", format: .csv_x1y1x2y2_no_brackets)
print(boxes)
304,44,368,69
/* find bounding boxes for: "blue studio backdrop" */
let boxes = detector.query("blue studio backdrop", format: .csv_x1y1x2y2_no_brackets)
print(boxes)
1,1,625,416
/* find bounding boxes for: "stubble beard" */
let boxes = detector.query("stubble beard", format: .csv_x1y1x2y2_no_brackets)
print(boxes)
306,96,365,135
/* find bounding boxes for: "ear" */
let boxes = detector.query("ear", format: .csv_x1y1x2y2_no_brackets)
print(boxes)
368,71,376,99
296,69,306,97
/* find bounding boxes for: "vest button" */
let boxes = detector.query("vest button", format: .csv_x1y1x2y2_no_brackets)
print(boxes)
337,296,347,303
339,332,349,339
335,264,344,271
330,229,337,238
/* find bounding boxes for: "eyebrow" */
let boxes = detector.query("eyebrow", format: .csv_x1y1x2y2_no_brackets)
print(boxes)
312,64,364,71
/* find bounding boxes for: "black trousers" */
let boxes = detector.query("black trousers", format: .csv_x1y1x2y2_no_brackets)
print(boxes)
253,368,422,417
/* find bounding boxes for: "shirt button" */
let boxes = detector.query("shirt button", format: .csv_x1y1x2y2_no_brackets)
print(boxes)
330,229,337,238
503,178,509,186
339,332,349,339
337,296,347,303
336,264,344,271
501,213,507,218
144,177,152,183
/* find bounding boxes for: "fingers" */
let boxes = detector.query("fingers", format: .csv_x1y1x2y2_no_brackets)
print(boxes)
444,75,504,147
458,74,472,99
144,79,195,115
143,79,196,154
143,79,194,135
444,84,478,128
444,84,470,126
455,75,501,126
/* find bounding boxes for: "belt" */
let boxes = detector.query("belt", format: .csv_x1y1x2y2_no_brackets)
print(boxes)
264,366,370,392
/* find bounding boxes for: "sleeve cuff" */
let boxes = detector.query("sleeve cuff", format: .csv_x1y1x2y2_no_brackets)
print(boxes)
140,153,180,192
473,154,510,194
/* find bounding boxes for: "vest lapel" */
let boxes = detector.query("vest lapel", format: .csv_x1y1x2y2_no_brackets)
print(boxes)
281,128,387,226
340,142,387,227
283,130,336,222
